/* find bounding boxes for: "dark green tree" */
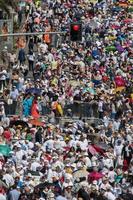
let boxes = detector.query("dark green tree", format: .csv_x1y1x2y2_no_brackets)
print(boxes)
0,0,17,18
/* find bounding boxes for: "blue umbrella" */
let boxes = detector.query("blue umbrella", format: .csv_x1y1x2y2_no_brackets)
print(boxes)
25,88,42,95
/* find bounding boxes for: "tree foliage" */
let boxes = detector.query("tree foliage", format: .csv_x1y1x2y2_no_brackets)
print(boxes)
0,0,17,16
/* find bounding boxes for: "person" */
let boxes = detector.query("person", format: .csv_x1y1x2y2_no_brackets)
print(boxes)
7,185,21,200
18,48,25,65
23,94,33,117
10,86,19,115
0,69,7,92
31,99,40,118
122,141,133,167
35,127,43,144
0,0,132,199
28,37,34,52
27,50,35,71
0,102,5,121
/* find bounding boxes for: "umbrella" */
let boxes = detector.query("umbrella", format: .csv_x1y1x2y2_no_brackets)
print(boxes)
88,171,103,182
10,120,29,128
123,18,133,23
29,119,44,126
0,145,11,157
119,2,128,8
96,143,110,151
35,182,53,190
116,45,125,53
25,88,42,95
0,179,8,188
73,169,88,180
105,45,116,52
92,144,106,156
88,145,98,156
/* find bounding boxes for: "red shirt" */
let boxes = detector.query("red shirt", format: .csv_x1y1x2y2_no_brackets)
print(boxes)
3,130,11,141
115,75,126,87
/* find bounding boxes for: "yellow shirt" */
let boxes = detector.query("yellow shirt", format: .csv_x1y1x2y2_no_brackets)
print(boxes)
51,61,58,70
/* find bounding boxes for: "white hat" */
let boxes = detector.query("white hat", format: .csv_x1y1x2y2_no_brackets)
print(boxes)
71,163,76,168
63,182,73,188
92,180,97,185
91,156,98,161
65,173,72,180
17,144,21,148
16,164,23,169
27,173,32,177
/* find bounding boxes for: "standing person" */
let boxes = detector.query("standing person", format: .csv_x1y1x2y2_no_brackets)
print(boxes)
18,48,26,65
10,86,19,115
35,127,43,144
18,6,23,26
22,94,33,117
1,23,8,41
7,185,21,200
28,37,34,52
31,98,40,118
27,50,35,71
98,97,104,119
43,25,51,45
12,71,19,89
0,102,5,121
122,141,133,169
8,51,17,69
0,69,7,92
1,46,8,65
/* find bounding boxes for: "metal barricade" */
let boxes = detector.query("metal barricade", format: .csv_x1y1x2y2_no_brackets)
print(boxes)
64,101,98,118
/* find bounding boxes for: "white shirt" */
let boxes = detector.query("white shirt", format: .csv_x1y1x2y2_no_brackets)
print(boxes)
80,140,88,151
103,116,110,127
108,171,116,183
15,150,25,162
0,126,4,134
0,70,7,80
114,144,123,156
103,158,114,168
104,191,116,200
43,139,54,151
98,101,103,112
31,161,41,171
10,89,19,100
3,173,14,187
39,43,48,53
0,194,6,200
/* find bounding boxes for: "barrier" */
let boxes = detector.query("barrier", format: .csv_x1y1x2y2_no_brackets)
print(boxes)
2,101,100,119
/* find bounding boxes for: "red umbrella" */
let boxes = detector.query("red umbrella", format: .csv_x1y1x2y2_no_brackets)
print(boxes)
92,144,106,156
26,0,32,2
111,25,121,30
88,145,97,156
29,119,44,127
123,18,133,23
88,171,104,182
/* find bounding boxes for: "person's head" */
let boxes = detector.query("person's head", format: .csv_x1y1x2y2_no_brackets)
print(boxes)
15,176,20,183
12,86,16,90
109,167,114,171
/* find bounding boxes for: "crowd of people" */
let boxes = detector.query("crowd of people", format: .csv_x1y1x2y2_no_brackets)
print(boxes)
0,0,133,200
